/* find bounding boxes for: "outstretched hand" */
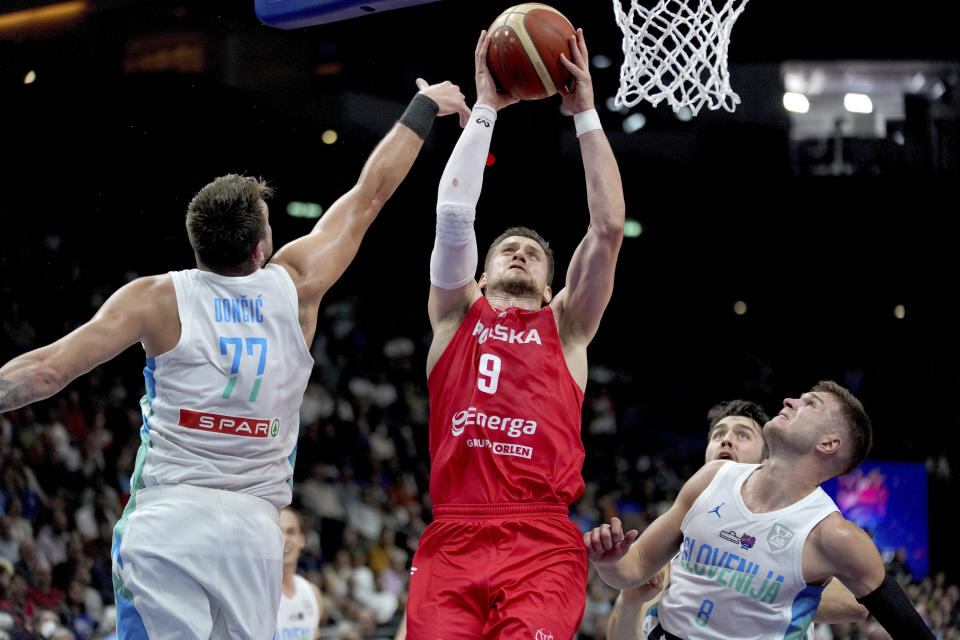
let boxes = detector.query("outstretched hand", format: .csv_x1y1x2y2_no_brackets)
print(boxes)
416,78,471,128
584,516,639,564
559,28,594,115
474,30,520,111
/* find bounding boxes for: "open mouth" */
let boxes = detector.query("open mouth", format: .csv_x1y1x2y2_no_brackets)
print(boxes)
716,452,734,461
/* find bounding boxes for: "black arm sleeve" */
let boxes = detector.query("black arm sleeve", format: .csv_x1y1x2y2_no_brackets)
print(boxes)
856,572,935,639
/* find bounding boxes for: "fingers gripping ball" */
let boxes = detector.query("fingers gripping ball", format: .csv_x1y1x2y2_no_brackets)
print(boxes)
486,3,576,101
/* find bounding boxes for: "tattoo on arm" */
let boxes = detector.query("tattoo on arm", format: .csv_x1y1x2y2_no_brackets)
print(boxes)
0,375,32,413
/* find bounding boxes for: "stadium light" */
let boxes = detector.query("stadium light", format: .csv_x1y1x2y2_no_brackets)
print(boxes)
844,93,873,114
783,92,810,114
622,113,646,133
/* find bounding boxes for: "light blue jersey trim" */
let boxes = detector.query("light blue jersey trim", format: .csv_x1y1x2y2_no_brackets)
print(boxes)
140,357,157,433
286,444,298,491
782,583,824,639
115,585,150,640
111,356,158,639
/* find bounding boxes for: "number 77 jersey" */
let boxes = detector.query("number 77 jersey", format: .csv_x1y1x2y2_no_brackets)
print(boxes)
427,298,585,506
137,266,313,511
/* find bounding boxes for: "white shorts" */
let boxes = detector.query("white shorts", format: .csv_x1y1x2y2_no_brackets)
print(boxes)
112,484,284,640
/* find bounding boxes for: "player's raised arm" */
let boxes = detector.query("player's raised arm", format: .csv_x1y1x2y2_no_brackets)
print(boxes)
0,275,171,413
272,79,469,339
551,29,625,350
426,31,519,370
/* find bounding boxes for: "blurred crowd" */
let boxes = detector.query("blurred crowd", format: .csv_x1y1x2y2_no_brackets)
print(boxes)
0,258,957,639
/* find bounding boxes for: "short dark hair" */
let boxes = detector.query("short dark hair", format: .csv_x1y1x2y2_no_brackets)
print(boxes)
185,174,272,271
484,226,555,287
811,380,872,476
707,399,770,432
280,507,305,534
707,399,770,458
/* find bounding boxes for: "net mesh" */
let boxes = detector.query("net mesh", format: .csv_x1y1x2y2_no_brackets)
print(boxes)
613,0,750,115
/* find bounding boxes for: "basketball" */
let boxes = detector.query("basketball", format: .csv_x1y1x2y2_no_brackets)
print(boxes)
486,3,576,101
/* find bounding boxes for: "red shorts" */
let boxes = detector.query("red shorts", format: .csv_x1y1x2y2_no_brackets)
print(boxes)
406,503,588,640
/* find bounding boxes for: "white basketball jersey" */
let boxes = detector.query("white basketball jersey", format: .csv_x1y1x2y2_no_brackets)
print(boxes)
136,265,313,509
657,462,838,640
277,574,321,640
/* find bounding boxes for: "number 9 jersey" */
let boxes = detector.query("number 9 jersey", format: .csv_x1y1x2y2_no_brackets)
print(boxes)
427,297,586,507
136,266,313,511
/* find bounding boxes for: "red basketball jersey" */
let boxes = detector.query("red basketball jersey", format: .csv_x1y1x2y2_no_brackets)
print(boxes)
427,297,586,506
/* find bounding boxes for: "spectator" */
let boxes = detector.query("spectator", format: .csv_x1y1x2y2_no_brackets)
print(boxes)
64,579,97,639
35,507,72,568
367,526,398,574
26,559,65,614
0,572,33,636
2,499,31,544
0,518,18,566
886,547,913,585
14,538,43,585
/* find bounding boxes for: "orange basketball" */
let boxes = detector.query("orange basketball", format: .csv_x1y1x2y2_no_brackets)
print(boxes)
486,3,576,101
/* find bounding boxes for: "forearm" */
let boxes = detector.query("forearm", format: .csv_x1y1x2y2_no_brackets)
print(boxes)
430,104,495,290
578,129,625,237
0,350,64,412
594,549,652,591
814,578,868,623
355,123,428,213
857,572,935,639
607,592,651,640
339,92,440,225
437,103,495,207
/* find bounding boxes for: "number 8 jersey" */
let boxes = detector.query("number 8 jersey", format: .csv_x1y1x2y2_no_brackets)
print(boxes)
135,266,313,510
427,298,586,506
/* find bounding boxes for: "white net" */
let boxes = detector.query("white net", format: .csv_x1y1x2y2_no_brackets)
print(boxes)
613,0,751,115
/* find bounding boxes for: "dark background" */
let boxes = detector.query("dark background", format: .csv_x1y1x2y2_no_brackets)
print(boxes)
1,0,959,579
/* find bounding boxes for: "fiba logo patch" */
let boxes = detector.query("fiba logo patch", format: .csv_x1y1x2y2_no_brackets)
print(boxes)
535,629,553,640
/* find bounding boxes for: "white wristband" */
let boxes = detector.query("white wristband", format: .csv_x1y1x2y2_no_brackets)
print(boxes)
573,108,602,137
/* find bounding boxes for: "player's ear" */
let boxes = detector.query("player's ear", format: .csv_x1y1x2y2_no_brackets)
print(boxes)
251,240,266,267
542,285,552,303
816,432,843,456
478,272,488,290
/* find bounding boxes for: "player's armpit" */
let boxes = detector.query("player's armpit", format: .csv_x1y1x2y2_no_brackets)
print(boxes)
552,223,622,347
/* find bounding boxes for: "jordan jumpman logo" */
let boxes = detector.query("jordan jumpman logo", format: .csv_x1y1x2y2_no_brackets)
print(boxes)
708,502,724,518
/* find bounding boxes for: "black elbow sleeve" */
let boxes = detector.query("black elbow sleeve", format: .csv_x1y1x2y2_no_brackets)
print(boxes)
856,572,935,640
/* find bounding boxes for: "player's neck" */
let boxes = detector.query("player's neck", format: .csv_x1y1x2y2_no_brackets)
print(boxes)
281,567,297,595
484,291,543,312
197,260,260,277
741,457,820,513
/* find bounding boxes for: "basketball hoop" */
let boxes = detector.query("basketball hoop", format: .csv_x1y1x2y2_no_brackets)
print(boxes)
612,0,750,116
